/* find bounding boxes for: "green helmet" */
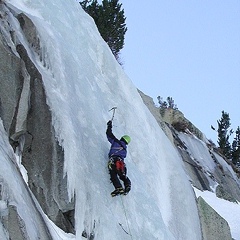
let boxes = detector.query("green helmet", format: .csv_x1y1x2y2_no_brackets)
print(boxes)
121,135,131,144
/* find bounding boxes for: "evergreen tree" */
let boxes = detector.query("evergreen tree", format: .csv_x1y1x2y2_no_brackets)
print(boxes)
217,111,233,159
157,96,167,108
80,0,99,20
166,97,178,110
79,0,127,62
232,126,240,165
79,0,91,10
157,96,177,109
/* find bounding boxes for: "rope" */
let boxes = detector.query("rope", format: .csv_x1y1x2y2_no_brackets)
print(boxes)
120,195,133,239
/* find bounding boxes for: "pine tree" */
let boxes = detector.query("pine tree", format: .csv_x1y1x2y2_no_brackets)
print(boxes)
79,0,91,10
79,0,127,62
157,96,177,109
157,96,167,108
166,97,178,110
80,0,99,20
232,126,240,165
217,111,233,159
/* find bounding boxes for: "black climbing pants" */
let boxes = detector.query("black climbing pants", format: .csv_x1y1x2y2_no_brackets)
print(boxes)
108,157,131,189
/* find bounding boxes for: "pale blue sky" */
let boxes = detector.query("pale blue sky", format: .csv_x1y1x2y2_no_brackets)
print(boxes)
120,0,240,144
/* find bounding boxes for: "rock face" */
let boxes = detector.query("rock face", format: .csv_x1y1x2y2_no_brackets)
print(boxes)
139,89,237,239
0,158,53,240
177,145,212,191
2,205,30,240
0,3,74,233
138,90,175,143
197,197,232,240
0,29,23,136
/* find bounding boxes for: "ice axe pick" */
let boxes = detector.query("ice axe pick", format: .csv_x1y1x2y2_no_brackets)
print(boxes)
109,107,117,121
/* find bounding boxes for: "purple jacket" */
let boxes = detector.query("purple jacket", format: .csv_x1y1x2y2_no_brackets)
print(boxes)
106,126,127,159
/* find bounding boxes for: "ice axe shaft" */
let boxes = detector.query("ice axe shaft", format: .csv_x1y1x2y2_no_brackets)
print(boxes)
109,107,117,121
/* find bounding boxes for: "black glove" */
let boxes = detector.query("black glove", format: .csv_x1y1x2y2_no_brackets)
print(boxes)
107,120,112,127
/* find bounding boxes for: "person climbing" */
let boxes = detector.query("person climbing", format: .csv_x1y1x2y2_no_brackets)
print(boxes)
106,120,131,197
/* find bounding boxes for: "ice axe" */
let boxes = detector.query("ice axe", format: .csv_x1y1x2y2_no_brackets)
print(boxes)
109,107,117,121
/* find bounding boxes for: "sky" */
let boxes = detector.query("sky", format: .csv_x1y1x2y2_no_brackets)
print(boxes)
120,0,240,144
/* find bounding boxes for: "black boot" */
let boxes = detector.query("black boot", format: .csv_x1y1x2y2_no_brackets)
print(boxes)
124,185,131,195
111,187,124,197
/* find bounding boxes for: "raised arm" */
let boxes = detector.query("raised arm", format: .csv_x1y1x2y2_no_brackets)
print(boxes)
106,121,117,144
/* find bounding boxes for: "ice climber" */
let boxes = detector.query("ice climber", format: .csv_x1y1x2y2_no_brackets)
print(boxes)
106,120,131,197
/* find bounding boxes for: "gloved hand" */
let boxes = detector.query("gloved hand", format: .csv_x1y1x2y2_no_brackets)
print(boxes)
107,120,112,127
